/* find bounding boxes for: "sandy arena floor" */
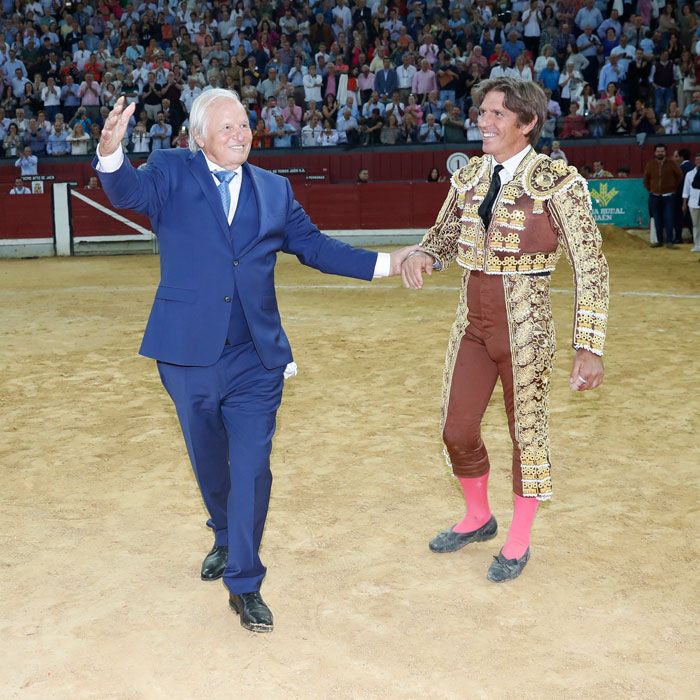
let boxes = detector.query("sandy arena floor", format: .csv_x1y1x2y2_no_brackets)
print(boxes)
0,232,698,699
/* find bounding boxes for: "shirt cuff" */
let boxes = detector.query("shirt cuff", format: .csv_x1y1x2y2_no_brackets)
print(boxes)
95,145,124,173
372,252,391,278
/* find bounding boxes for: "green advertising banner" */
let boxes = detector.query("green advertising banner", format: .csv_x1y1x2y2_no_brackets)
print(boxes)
587,178,649,228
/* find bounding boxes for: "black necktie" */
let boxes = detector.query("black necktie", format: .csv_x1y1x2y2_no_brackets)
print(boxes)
478,164,504,229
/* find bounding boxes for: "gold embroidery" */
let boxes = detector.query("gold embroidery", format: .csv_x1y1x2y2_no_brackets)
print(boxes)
450,156,486,193
548,177,609,356
489,230,520,252
503,275,556,501
456,248,560,274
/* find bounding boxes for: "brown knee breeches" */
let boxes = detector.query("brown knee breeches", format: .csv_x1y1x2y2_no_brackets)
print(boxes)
442,271,555,500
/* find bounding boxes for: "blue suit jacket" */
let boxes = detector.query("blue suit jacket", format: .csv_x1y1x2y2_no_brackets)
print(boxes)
95,148,377,368
375,69,398,98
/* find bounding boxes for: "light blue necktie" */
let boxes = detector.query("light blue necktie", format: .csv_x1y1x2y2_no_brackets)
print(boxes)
213,170,237,219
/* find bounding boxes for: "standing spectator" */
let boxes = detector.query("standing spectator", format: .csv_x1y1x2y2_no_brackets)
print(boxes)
15,145,38,175
673,149,694,244
303,64,322,106
682,153,700,253
375,57,399,103
362,107,384,145
442,104,466,143
281,96,302,141
61,74,81,121
412,59,437,103
396,53,417,104
40,76,61,122
149,112,172,150
78,73,101,122
643,144,683,249
319,119,339,147
650,51,677,118
9,177,31,194
550,141,568,164
522,1,542,57
586,101,610,138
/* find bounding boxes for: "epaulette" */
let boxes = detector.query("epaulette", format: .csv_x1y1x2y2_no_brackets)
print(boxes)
522,154,582,212
450,156,487,193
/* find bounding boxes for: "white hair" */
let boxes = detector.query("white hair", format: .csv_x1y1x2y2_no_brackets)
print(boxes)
188,88,243,152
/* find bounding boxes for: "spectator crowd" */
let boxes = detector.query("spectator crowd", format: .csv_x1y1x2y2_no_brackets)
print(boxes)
1,0,700,161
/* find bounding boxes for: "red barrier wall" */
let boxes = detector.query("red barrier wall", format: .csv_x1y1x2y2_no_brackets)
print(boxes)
0,181,449,241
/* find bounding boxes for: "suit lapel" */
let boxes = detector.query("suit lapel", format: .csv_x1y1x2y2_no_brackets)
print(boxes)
236,162,268,259
188,150,230,238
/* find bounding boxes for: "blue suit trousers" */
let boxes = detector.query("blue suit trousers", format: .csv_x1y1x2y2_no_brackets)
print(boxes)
157,341,285,594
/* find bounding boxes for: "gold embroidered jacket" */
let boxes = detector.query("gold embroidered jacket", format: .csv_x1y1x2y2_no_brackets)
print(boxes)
421,149,609,355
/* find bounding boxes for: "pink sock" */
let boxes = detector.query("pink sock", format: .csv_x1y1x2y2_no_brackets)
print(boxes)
452,474,492,533
501,494,539,560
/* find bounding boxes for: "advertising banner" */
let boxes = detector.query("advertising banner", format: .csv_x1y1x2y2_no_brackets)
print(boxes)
588,178,649,228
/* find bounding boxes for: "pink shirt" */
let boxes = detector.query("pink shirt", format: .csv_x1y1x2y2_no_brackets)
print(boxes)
79,80,101,106
411,69,437,95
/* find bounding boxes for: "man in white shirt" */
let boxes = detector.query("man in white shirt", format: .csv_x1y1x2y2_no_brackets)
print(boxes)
9,177,31,194
396,53,417,103
402,77,608,585
682,152,700,253
93,90,418,634
302,64,322,105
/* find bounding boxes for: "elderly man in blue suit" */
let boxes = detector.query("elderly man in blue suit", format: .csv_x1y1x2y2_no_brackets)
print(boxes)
95,90,419,633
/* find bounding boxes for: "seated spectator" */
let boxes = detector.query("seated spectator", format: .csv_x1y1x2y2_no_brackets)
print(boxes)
422,90,442,120
251,120,271,149
574,83,598,117
15,146,38,175
149,112,172,150
550,141,568,164
356,168,369,184
380,113,402,145
335,107,360,146
561,102,589,138
281,96,302,138
301,115,322,147
172,125,189,149
418,113,443,143
511,54,533,82
271,114,296,148
464,106,480,141
322,94,339,127
427,167,447,182
600,83,623,114
362,91,386,120
683,91,700,133
534,45,556,78
3,122,21,158
403,93,423,127
319,119,339,147
587,102,610,138
441,104,466,143
539,58,560,93
88,123,102,154
362,107,384,145
85,176,101,190
591,160,613,178
47,122,70,155
610,104,631,135
384,92,406,125
632,106,660,135
9,177,32,195
22,118,48,155
661,103,685,135
67,123,90,155
616,166,630,177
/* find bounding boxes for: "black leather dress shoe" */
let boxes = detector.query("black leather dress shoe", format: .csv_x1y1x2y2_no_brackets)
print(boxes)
201,545,227,581
428,515,498,553
229,592,273,633
487,548,530,582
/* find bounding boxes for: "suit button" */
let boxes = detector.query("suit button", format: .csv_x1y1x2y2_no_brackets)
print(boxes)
224,296,231,302
232,260,239,266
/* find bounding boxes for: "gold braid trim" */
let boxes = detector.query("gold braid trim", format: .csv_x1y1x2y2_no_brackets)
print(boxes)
439,269,471,468
420,186,463,269
450,156,487,193
547,176,610,356
522,155,581,214
503,275,556,501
